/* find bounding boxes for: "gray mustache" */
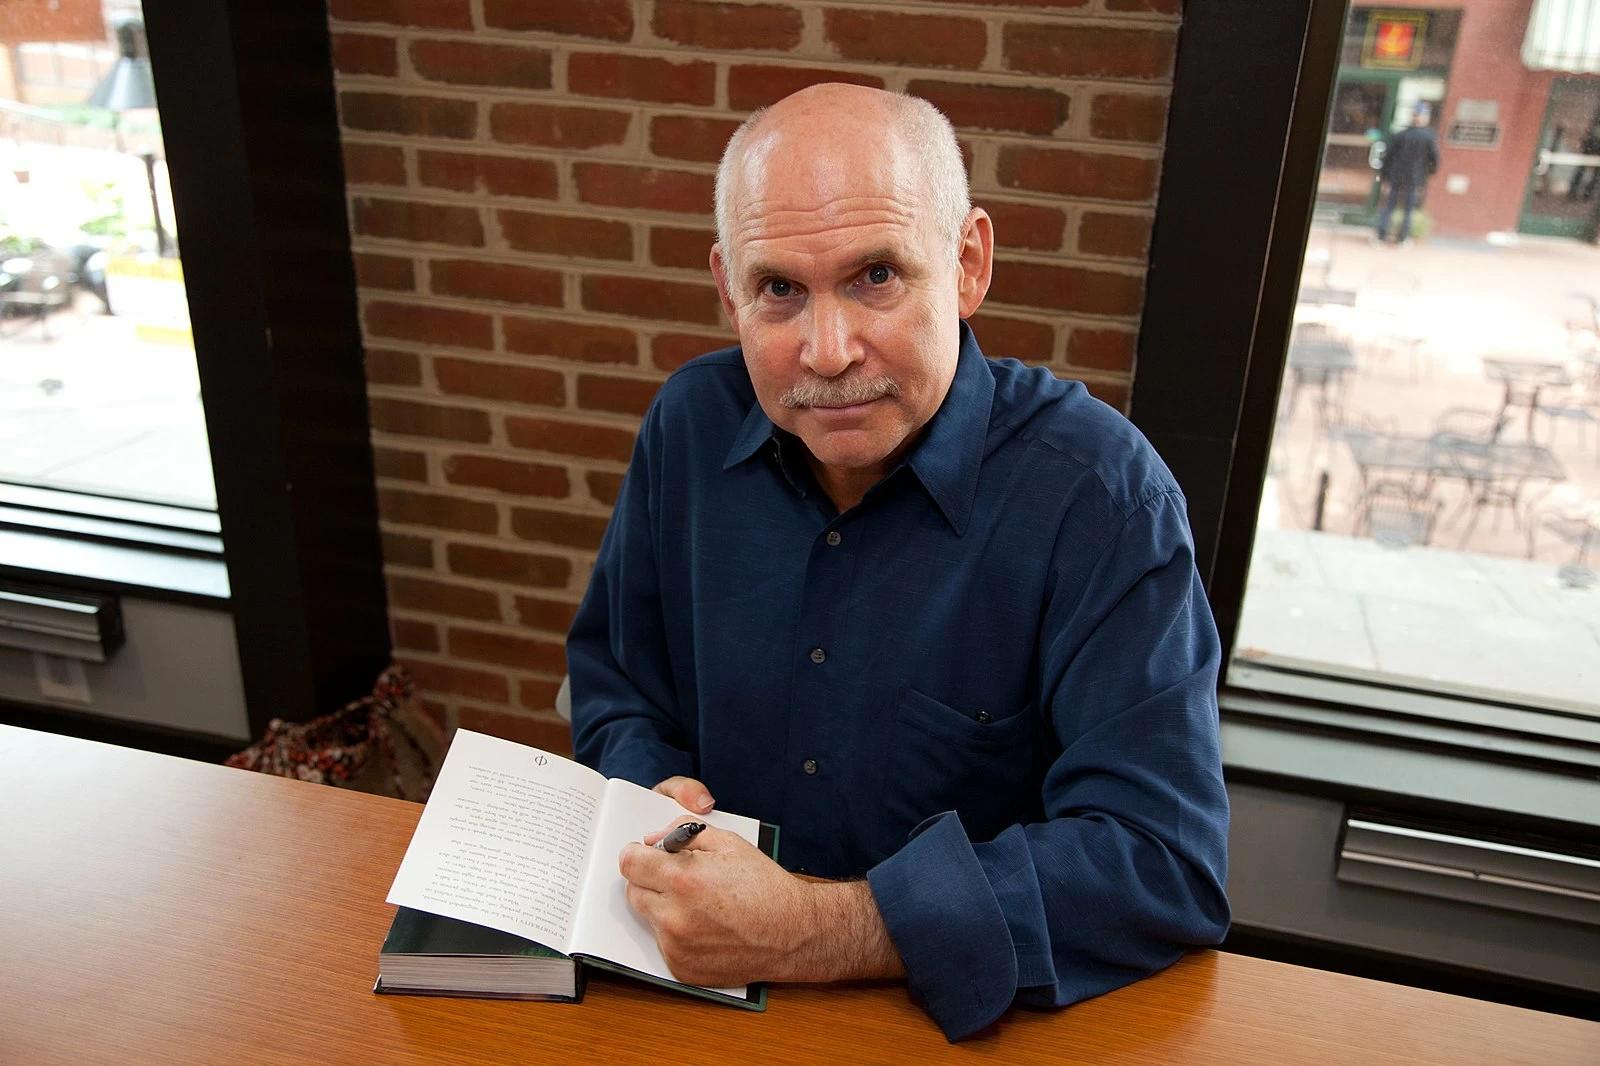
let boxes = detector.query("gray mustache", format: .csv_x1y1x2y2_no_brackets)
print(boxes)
779,375,901,409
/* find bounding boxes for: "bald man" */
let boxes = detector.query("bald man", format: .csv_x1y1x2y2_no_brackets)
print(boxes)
567,85,1229,1040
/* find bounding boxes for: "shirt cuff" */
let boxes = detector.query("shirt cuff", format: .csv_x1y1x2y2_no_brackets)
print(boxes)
866,811,1018,1041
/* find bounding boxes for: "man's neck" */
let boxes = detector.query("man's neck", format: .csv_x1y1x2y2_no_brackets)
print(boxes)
803,433,924,514
808,460,880,513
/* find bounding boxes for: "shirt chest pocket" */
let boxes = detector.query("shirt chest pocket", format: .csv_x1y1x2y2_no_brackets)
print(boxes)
881,687,1039,848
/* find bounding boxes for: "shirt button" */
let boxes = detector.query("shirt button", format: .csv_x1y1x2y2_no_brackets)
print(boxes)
825,531,842,546
976,710,992,724
809,647,826,664
802,758,818,775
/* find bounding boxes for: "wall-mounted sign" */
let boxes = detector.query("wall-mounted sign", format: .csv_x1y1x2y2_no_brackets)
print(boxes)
1455,99,1500,124
1448,121,1501,149
1363,11,1428,70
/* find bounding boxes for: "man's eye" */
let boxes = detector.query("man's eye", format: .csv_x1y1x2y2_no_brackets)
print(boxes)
765,279,794,298
866,264,894,285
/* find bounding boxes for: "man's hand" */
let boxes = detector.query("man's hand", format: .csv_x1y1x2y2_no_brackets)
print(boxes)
653,776,714,814
618,818,906,987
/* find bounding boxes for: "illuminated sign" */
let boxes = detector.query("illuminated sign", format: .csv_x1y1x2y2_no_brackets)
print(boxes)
1363,12,1428,70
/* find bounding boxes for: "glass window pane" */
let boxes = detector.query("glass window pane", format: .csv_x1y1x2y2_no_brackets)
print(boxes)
1232,3,1600,720
0,0,216,510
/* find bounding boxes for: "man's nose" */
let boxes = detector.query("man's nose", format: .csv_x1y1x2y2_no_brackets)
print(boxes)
799,297,862,378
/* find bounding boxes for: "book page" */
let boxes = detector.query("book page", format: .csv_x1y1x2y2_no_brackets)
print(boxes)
570,777,760,997
386,730,607,954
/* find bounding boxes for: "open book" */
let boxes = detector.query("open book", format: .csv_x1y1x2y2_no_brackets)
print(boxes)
382,729,775,1009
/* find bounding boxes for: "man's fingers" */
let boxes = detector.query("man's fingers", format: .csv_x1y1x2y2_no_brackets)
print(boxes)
642,815,703,847
666,824,740,853
652,775,715,813
626,881,665,924
617,841,674,891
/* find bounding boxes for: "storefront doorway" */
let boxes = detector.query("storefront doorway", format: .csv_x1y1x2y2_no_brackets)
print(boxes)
1519,76,1600,240
1319,72,1447,226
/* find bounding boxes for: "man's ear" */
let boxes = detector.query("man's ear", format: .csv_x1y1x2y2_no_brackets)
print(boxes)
710,242,740,331
955,207,994,319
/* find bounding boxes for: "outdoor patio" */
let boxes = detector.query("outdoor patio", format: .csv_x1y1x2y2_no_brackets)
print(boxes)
1239,225,1600,718
0,293,213,509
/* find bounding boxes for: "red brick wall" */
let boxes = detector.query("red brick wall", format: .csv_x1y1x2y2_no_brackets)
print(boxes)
328,0,1182,749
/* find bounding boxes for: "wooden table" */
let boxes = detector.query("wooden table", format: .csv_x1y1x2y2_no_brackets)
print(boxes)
3,726,1597,1065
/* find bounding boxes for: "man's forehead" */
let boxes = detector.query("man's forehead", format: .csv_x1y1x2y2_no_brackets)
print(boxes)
735,195,918,241
725,141,928,263
729,197,926,280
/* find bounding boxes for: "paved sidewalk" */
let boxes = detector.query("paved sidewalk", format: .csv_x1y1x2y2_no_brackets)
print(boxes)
0,295,214,509
1239,528,1600,716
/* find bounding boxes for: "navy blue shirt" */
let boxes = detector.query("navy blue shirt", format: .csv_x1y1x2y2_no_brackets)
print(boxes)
569,324,1230,1040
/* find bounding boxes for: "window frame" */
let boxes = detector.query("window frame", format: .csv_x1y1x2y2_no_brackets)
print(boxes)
0,0,392,745
1131,0,1600,791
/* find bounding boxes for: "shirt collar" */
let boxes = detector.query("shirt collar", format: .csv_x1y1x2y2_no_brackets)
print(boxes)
723,322,996,535
905,322,994,536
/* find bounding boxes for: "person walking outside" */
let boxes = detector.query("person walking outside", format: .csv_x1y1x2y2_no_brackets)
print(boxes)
1376,102,1440,244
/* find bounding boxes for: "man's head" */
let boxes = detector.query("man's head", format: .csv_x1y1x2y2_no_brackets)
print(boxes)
710,84,993,495
1411,102,1431,126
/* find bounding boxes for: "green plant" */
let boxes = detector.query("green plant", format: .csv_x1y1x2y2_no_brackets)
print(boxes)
77,179,129,239
0,232,45,257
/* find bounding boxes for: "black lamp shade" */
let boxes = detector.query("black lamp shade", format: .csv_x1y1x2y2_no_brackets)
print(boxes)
87,21,158,112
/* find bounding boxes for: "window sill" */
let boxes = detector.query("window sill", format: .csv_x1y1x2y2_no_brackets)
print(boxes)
0,527,229,606
0,482,228,606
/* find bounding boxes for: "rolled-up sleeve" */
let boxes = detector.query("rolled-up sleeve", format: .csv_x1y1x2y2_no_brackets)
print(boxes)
868,490,1231,1041
568,401,696,789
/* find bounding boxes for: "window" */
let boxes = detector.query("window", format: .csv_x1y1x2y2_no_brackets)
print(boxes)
1,0,216,511
1,0,390,750
1230,2,1600,726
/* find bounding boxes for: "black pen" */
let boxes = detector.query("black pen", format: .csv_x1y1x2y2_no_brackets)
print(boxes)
655,822,706,853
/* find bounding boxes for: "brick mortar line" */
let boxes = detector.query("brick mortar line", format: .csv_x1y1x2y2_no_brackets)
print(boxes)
354,236,673,275
1058,370,1136,384
408,613,581,641
356,292,731,337
367,359,1132,402
379,489,617,528
377,547,592,582
331,56,1176,102
347,225,1152,273
359,310,722,345
355,308,1132,347
340,179,1159,227
379,559,569,589
393,607,583,628
346,190,716,225
982,302,1141,325
786,0,1181,24
341,165,1170,217
390,612,578,638
328,88,1177,148
378,520,602,566
367,387,650,430
348,228,1153,273
328,11,1181,47
390,351,648,385
374,460,624,503
392,646,568,682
